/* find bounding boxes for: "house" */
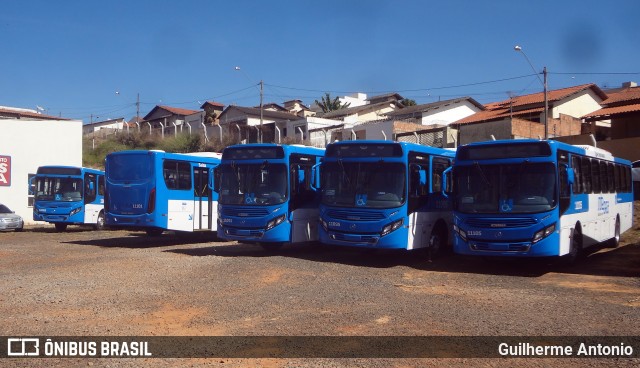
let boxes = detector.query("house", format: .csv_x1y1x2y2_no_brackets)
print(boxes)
386,97,484,126
142,105,202,137
582,82,640,140
200,101,225,125
320,99,404,124
82,117,126,136
283,99,314,117
218,105,301,143
452,84,607,145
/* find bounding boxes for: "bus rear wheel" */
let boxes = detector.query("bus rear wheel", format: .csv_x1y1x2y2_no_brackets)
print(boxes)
607,216,621,248
426,224,448,261
55,223,68,232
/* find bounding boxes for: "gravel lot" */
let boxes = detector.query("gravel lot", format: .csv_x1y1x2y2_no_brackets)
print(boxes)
1,205,639,367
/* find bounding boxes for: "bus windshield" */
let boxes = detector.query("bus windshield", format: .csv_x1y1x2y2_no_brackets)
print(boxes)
218,163,288,205
107,153,154,181
454,162,557,214
34,177,84,202
322,161,405,208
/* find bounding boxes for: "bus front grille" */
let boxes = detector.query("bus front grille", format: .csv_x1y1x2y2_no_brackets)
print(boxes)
326,210,385,222
466,217,536,228
221,207,269,218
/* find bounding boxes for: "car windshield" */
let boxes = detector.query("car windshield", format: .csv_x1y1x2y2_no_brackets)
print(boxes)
0,204,12,213
454,162,557,214
321,161,405,208
34,177,84,202
218,162,288,205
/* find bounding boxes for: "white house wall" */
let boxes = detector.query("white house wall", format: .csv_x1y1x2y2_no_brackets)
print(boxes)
422,101,479,126
0,118,82,224
553,89,603,119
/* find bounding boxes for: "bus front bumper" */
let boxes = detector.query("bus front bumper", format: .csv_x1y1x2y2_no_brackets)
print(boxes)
218,221,291,243
453,232,561,257
319,227,408,249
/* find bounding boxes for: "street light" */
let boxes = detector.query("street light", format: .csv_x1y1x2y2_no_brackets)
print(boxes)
514,45,549,139
234,66,264,143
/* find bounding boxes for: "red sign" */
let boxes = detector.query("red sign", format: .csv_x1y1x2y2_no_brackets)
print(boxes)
0,155,11,186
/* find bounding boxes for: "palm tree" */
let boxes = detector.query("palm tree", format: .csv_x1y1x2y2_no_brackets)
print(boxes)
315,93,350,113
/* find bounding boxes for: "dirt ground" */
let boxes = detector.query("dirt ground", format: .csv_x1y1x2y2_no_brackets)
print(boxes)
0,204,639,367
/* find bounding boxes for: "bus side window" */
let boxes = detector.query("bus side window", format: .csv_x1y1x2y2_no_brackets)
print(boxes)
591,159,600,193
431,158,449,193
581,158,591,193
572,156,582,194
84,173,97,204
98,175,105,196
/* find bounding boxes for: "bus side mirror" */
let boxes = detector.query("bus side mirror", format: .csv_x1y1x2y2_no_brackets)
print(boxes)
563,164,574,185
211,167,219,192
310,163,320,191
442,167,452,198
418,169,427,187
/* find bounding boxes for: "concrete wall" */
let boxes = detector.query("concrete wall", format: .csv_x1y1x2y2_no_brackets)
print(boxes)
458,120,513,145
0,118,82,224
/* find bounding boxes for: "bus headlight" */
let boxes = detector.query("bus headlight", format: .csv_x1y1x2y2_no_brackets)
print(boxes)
320,218,328,231
381,219,403,237
453,224,467,241
532,223,556,243
70,207,82,216
266,214,286,230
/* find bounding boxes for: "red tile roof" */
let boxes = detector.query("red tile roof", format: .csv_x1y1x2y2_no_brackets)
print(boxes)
158,105,200,116
582,103,640,119
600,86,640,105
0,107,71,120
455,84,605,125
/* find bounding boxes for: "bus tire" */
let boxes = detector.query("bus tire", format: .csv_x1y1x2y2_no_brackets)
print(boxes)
427,222,448,261
563,225,582,265
145,228,163,237
94,211,105,231
55,223,68,232
607,216,621,248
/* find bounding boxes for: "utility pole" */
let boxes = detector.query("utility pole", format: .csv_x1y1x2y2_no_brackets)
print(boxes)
259,80,263,143
136,93,140,125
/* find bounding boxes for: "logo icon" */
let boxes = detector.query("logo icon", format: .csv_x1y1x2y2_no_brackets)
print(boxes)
7,338,40,356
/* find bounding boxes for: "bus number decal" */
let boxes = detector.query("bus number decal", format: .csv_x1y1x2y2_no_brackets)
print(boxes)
575,201,582,210
597,197,609,216
132,204,143,209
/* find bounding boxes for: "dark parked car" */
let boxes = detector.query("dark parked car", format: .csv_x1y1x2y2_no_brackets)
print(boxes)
0,203,24,232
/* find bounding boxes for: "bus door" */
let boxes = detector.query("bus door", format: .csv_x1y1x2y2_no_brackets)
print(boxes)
193,165,213,231
83,172,100,224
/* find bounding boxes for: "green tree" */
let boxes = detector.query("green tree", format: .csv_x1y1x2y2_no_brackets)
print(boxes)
315,93,351,113
401,98,417,106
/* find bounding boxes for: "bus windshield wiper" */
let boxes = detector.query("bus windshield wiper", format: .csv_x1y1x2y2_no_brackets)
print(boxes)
338,159,352,188
474,162,492,188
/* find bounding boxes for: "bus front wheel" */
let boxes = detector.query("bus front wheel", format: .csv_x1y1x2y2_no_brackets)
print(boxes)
426,224,448,261
95,211,105,231
563,225,583,265
55,223,68,232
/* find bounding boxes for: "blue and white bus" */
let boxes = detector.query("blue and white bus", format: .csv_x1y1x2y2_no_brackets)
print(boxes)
319,140,455,257
215,144,325,248
33,166,105,232
105,150,221,236
448,139,633,263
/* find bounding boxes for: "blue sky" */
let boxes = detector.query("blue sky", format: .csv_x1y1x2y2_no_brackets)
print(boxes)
1,0,639,123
